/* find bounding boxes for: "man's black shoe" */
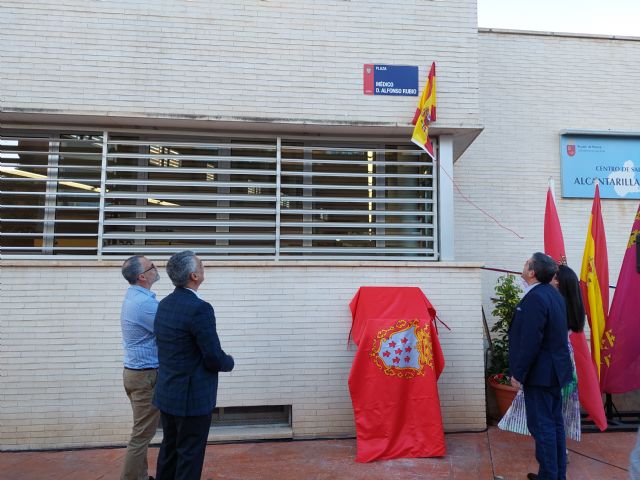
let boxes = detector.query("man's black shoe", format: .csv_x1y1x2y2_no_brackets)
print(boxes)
526,474,538,480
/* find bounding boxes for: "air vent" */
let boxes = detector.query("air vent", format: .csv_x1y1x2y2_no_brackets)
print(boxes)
211,405,291,427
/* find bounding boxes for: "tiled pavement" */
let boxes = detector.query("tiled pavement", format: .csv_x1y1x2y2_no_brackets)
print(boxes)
0,427,635,479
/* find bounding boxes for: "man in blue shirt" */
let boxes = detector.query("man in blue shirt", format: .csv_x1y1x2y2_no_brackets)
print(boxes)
121,255,161,480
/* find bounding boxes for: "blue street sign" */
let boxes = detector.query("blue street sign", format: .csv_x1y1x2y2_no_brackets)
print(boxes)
363,64,419,96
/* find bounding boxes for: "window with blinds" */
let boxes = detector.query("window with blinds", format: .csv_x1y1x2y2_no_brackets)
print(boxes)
1,130,437,260
1,133,102,255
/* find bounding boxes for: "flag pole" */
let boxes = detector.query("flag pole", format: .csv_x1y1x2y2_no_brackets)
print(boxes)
605,394,615,420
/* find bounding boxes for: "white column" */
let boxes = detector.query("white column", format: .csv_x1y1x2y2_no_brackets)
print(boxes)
438,135,455,261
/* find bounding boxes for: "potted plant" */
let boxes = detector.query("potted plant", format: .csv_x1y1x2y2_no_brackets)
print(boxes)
487,274,522,416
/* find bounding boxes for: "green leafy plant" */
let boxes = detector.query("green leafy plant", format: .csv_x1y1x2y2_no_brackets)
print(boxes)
487,274,522,385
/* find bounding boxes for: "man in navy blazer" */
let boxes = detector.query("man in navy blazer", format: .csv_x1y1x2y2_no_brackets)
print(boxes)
154,251,234,480
509,252,573,480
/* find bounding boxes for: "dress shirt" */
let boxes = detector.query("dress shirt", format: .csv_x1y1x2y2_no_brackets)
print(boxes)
522,281,540,296
121,285,159,369
185,287,200,298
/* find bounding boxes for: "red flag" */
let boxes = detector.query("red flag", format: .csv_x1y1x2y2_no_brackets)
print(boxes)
600,205,640,393
544,187,567,265
348,286,445,462
569,332,607,430
544,187,607,430
580,184,609,380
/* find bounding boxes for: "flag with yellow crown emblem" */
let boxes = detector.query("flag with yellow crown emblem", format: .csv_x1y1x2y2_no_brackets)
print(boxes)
580,183,609,382
411,62,436,159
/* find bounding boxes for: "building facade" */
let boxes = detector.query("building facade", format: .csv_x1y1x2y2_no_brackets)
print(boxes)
1,0,639,450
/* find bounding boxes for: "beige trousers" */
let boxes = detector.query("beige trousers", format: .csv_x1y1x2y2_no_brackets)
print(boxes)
121,368,160,480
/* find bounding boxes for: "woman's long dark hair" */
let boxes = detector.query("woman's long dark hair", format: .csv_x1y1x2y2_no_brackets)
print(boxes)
556,264,586,333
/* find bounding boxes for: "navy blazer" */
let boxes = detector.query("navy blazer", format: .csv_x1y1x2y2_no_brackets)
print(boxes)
508,283,573,388
153,287,234,416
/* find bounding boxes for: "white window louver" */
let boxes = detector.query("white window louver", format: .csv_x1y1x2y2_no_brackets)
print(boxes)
1,130,438,260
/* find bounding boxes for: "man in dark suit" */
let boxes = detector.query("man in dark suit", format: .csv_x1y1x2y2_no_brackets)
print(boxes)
509,252,573,480
154,251,234,480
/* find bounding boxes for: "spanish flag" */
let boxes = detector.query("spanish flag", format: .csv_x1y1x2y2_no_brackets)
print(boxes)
411,62,436,160
580,183,609,381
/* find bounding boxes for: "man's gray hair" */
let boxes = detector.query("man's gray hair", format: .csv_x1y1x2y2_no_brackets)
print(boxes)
121,255,145,285
530,251,558,284
166,250,199,287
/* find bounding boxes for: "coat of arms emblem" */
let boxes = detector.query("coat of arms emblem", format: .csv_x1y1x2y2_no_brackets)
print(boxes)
370,319,434,378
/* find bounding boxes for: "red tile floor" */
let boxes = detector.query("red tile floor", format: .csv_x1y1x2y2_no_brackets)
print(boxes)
0,427,635,480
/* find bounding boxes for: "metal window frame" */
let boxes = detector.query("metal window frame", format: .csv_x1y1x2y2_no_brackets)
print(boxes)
1,129,439,260
1,132,103,256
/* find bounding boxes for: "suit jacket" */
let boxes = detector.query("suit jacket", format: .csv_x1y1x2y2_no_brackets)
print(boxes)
153,287,234,416
508,283,573,388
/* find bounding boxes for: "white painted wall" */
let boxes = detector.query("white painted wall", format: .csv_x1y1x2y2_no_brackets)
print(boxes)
456,30,640,315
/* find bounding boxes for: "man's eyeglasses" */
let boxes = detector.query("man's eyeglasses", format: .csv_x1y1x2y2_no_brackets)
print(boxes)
142,263,156,274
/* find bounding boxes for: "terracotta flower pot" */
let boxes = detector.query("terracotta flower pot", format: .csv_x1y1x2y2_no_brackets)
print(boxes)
488,378,519,417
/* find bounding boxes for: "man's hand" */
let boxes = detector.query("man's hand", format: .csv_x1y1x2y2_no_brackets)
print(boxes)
510,377,521,389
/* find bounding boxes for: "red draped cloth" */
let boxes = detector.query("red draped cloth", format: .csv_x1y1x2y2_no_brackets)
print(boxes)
348,286,446,462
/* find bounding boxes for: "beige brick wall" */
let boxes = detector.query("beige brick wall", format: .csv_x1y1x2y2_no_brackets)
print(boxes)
0,0,480,129
0,262,485,450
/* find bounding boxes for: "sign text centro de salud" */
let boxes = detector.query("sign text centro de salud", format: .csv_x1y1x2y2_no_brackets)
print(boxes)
561,135,640,199
363,64,419,96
